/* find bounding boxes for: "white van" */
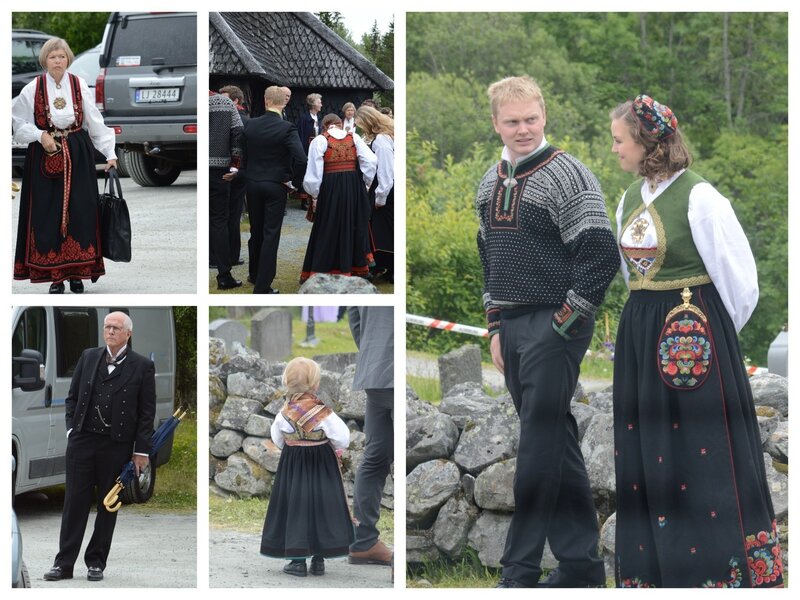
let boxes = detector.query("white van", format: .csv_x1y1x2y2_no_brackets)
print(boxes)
11,306,176,500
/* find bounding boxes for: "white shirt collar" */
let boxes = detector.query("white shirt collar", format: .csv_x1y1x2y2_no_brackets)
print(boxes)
500,136,549,166
106,344,128,360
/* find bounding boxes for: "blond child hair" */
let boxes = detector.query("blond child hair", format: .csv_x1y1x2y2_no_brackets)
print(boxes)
282,357,321,396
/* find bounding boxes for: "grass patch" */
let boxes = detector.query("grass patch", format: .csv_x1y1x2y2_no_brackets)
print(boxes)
131,412,197,513
407,551,499,588
291,320,358,357
210,492,393,545
408,374,442,404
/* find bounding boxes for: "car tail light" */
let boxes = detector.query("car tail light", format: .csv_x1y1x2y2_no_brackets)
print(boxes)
112,126,122,134
95,68,106,110
183,124,197,134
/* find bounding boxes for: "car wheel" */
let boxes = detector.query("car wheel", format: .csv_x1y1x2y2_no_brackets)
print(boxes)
115,148,130,177
126,152,181,187
13,561,31,588
120,461,156,504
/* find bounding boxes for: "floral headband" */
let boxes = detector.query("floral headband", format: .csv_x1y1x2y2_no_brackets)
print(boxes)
632,94,678,139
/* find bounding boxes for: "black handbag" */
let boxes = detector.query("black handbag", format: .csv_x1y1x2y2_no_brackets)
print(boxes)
98,168,132,262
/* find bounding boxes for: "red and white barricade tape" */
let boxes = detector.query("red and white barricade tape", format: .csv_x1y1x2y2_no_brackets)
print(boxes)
747,366,768,376
406,314,488,338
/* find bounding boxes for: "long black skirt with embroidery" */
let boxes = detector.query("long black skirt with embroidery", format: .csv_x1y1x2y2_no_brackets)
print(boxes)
300,170,371,283
368,182,394,274
14,129,105,285
613,283,783,588
260,443,354,559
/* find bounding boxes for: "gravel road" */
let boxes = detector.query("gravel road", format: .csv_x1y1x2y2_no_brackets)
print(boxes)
12,171,197,294
14,492,196,588
209,527,393,588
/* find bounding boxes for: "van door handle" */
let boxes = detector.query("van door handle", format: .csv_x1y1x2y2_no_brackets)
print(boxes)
44,384,52,408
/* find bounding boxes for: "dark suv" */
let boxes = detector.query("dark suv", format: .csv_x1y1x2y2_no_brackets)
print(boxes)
98,12,197,186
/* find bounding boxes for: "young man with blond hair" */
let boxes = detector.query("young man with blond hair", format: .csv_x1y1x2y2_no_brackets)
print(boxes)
476,76,618,588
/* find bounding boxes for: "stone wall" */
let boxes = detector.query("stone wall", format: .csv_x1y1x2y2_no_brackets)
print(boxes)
406,369,789,576
209,337,394,509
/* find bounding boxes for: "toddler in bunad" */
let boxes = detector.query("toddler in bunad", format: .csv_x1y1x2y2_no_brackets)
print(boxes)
260,357,354,577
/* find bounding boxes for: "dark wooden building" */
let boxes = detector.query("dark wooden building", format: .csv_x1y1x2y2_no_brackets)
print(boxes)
209,12,394,121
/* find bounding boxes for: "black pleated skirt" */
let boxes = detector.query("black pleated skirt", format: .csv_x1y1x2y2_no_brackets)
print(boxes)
14,129,105,284
300,169,371,282
260,443,354,559
613,283,783,587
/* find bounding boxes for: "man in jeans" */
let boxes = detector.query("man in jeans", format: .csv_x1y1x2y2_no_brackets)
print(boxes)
476,76,619,588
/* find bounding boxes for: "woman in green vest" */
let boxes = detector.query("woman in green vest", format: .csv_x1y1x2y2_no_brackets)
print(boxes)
608,95,783,588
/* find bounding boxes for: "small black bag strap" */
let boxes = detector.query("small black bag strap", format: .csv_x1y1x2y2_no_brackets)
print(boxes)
103,167,124,199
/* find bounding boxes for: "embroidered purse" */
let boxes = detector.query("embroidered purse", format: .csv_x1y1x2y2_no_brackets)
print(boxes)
42,142,64,177
657,287,713,389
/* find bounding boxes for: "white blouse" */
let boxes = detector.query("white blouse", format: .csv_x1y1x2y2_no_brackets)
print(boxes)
270,409,351,450
371,133,394,207
12,71,117,160
302,127,377,199
342,116,356,133
615,169,758,332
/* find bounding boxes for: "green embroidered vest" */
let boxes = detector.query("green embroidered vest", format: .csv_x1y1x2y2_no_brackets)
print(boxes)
282,414,327,442
620,170,711,291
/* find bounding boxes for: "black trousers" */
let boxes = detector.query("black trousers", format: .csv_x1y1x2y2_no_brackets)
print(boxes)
55,431,132,570
499,307,604,586
228,169,247,264
247,180,288,293
350,388,394,551
209,168,232,275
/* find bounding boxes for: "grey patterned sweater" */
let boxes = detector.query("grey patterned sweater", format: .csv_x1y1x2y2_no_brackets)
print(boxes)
476,144,619,335
209,92,243,169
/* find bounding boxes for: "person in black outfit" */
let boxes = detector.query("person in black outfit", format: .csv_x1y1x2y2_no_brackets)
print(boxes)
209,91,243,289
43,312,156,583
219,85,249,268
476,76,619,588
244,85,306,294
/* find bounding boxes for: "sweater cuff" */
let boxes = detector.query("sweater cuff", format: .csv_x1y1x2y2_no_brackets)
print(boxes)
566,289,599,318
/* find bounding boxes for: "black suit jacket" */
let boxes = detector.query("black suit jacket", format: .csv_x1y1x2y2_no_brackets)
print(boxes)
244,111,307,189
65,347,157,454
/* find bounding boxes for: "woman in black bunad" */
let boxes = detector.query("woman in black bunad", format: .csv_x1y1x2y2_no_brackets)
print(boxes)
12,38,117,293
609,95,783,588
299,113,377,284
260,357,353,577
356,106,394,283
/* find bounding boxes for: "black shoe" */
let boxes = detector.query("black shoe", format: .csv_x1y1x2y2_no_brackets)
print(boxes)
69,279,84,293
283,560,307,577
235,259,245,266
216,273,242,290
310,555,324,576
87,566,104,581
300,200,309,210
536,568,605,588
496,577,525,588
43,566,73,581
49,282,65,294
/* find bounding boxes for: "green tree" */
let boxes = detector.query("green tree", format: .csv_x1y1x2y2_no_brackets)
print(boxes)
13,12,108,54
316,12,356,46
174,306,197,411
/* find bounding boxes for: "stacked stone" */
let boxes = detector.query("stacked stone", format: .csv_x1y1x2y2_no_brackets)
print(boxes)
209,337,394,509
406,347,790,577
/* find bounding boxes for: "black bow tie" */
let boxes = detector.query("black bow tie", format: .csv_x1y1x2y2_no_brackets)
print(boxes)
106,350,127,366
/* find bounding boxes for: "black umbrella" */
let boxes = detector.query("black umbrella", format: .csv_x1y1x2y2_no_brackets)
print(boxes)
103,408,187,512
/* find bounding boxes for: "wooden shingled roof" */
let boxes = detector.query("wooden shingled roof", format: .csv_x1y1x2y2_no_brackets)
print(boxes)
209,12,394,91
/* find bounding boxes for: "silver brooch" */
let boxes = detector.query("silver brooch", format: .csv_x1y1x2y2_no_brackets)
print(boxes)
503,177,517,189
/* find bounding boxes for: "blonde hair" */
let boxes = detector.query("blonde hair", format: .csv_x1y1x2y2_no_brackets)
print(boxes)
39,38,75,70
342,101,356,116
610,101,692,180
487,75,545,117
282,357,321,395
356,105,394,139
264,85,285,107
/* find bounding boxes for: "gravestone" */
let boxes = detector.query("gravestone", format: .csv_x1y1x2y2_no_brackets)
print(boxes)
251,308,292,362
209,319,247,351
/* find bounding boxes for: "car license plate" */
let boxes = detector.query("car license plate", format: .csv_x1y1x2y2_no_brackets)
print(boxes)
135,88,180,103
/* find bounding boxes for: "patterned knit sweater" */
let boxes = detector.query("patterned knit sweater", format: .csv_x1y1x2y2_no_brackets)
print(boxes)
209,92,243,169
476,145,619,335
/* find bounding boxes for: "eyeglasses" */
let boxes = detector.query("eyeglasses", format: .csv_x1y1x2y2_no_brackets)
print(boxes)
104,325,126,333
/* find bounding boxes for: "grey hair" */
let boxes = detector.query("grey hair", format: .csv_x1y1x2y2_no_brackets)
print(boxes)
105,311,133,332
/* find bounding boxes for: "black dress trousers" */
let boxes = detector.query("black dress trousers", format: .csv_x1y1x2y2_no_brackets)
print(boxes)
246,180,288,293
499,306,605,586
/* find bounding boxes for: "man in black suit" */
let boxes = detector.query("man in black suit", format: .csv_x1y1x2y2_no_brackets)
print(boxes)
245,85,307,294
44,311,156,583
219,85,249,269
